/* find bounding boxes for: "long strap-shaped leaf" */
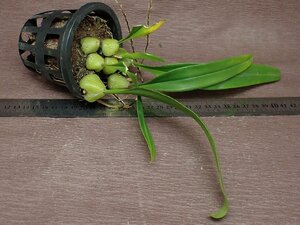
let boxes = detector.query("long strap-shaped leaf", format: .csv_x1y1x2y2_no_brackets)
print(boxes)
121,52,165,62
105,87,229,219
116,48,165,62
142,55,252,83
139,55,253,92
137,63,280,90
136,62,198,76
203,64,281,90
136,96,156,161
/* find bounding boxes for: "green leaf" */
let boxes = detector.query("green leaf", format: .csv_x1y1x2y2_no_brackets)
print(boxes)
116,48,165,62
126,71,139,86
104,62,128,74
203,64,281,90
105,87,229,219
143,55,252,83
139,55,253,92
119,20,166,43
137,62,281,90
137,60,280,91
136,96,156,161
135,62,198,76
210,198,229,220
125,52,165,62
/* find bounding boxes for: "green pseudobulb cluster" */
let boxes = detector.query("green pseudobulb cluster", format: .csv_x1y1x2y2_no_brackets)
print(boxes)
79,37,130,102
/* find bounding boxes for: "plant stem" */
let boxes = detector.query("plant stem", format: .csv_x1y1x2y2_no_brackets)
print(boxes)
115,0,144,83
96,99,122,109
114,0,136,54
112,94,131,109
144,0,153,54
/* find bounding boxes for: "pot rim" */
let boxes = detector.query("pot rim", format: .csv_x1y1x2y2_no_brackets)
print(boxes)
60,2,122,98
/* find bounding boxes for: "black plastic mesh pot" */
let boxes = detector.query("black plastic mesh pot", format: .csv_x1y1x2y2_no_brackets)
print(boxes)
18,2,122,99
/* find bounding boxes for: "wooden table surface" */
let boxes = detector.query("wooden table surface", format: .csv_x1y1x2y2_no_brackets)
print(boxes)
0,0,299,224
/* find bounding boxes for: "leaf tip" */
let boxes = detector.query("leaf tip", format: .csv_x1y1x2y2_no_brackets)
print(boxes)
160,19,167,24
149,154,156,162
209,199,229,220
242,54,253,60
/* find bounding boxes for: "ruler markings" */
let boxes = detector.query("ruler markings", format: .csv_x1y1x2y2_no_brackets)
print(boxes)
0,97,299,118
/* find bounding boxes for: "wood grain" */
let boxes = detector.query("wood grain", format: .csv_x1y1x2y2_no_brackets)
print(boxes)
1,117,299,224
0,0,299,224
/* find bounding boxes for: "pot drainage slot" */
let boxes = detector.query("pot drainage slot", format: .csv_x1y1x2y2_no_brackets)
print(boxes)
44,55,58,70
36,17,43,27
51,17,69,28
21,50,35,63
44,34,60,50
21,32,36,45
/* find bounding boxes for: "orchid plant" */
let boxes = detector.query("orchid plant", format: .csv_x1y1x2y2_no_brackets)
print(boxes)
78,20,280,219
